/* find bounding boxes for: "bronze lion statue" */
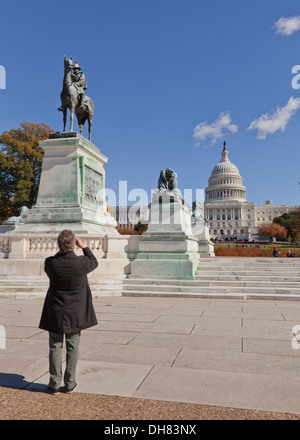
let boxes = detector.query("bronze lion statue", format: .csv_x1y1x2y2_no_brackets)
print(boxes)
158,168,178,191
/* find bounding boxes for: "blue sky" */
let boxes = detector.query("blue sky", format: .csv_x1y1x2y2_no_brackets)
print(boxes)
0,0,299,207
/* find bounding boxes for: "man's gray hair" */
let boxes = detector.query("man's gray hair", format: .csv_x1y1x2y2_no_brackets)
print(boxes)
58,230,76,254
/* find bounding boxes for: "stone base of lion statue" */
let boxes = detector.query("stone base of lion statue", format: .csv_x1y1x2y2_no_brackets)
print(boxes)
191,218,215,257
129,189,200,280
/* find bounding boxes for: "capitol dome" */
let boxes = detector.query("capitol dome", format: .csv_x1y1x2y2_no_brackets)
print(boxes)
205,142,247,202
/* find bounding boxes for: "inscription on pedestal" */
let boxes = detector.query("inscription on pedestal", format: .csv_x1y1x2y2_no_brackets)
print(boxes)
49,132,78,139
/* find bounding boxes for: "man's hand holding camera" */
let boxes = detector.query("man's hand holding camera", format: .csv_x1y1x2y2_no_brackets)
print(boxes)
75,238,86,250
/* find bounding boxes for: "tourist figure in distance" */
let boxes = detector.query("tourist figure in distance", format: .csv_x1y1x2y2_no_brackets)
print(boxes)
39,230,98,395
287,249,296,258
273,248,280,258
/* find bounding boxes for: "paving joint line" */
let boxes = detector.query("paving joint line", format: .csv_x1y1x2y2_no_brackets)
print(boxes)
170,348,182,368
133,365,155,394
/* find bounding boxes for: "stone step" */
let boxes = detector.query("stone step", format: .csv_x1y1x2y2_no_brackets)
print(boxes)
122,289,300,300
0,292,47,299
197,262,299,266
0,292,122,299
195,275,300,282
0,284,123,292
0,276,123,298
198,269,300,272
0,278,123,286
195,269,300,276
0,288,122,299
123,279,300,288
122,289,241,299
123,282,300,294
0,275,47,279
123,278,300,287
197,262,300,267
196,262,300,267
0,281,48,287
0,286,47,293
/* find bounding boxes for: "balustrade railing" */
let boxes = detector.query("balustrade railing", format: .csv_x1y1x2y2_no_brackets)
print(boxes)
0,238,10,257
28,236,104,254
0,234,131,259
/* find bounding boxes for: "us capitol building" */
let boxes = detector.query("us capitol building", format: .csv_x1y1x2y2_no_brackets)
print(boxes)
114,142,297,241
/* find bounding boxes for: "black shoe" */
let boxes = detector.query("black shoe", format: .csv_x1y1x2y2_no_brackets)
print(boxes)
57,106,63,112
64,383,77,394
47,386,60,395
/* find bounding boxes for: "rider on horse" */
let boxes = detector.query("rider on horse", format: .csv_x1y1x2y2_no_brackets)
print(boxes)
72,62,87,109
58,62,87,112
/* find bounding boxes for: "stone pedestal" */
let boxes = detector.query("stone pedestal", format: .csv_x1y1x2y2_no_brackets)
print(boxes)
0,133,130,273
191,218,215,257
13,133,118,235
130,190,200,279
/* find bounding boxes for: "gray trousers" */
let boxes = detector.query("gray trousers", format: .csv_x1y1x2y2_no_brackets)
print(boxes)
48,331,81,390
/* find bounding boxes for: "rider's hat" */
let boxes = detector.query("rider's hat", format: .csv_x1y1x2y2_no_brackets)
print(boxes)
73,62,81,70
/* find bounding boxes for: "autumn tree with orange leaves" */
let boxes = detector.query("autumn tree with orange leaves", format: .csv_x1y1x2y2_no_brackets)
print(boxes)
0,122,53,223
259,222,288,241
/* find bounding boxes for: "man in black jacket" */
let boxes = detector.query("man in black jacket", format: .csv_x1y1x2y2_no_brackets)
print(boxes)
39,230,98,395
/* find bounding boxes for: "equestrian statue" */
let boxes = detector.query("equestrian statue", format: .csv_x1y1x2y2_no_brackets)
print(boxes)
58,56,94,141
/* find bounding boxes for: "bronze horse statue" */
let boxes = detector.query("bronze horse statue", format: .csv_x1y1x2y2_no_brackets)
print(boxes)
59,56,94,141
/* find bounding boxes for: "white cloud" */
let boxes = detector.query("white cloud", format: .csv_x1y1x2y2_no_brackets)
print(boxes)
274,16,300,36
193,111,238,147
248,97,300,139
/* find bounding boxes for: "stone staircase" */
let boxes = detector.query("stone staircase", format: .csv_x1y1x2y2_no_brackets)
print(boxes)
122,257,300,300
1,257,300,300
0,276,123,299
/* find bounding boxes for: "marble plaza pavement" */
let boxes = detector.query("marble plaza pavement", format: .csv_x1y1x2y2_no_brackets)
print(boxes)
1,295,300,415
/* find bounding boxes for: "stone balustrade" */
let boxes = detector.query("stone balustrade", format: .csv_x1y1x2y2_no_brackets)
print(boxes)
0,238,10,258
28,236,104,255
0,234,134,261
0,235,107,259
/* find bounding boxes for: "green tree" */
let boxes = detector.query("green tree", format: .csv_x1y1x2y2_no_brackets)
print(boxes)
273,210,300,241
0,122,53,223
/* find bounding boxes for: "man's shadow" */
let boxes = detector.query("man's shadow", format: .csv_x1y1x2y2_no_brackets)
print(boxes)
0,373,47,393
